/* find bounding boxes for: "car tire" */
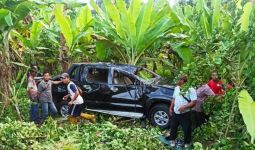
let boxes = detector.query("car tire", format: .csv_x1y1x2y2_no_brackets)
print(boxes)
59,101,69,117
150,104,171,129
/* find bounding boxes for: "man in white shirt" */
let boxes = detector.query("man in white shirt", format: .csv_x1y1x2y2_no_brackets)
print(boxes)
61,73,84,118
168,75,197,147
61,73,96,123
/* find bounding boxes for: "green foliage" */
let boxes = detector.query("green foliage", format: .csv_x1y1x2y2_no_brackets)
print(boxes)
54,3,93,50
1,0,255,149
239,2,253,32
0,120,43,149
54,4,73,48
0,1,32,31
30,21,44,48
0,117,166,150
238,90,255,144
192,90,255,149
91,0,184,65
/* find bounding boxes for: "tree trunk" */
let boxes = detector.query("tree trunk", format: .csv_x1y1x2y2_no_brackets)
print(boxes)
59,33,69,72
0,31,12,105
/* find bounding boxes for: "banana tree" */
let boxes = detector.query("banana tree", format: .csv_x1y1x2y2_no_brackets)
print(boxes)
54,4,93,71
0,0,32,103
90,0,187,65
13,3,94,72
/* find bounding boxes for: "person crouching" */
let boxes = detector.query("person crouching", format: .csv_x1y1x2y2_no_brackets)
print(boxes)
61,73,95,123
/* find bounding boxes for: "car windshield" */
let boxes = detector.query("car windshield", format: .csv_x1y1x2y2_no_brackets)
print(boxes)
134,67,160,84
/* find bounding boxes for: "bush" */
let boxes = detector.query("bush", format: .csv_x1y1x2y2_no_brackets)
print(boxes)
0,118,167,150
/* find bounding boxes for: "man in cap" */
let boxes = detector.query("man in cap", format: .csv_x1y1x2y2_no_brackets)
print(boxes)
61,73,96,123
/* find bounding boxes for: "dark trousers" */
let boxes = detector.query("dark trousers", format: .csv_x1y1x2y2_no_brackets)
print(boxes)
191,111,209,129
169,112,192,144
68,104,83,117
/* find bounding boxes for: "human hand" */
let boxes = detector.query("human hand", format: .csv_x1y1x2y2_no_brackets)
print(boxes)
68,101,73,106
178,105,186,113
63,95,69,100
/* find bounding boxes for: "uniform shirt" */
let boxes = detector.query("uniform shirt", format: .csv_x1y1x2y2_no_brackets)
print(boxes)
192,84,215,112
38,80,53,102
173,86,197,114
27,76,38,100
67,81,83,104
207,79,224,95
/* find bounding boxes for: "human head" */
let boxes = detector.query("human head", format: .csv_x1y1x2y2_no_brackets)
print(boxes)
43,71,51,81
61,73,70,84
177,75,188,86
32,65,38,71
211,71,219,81
30,69,37,77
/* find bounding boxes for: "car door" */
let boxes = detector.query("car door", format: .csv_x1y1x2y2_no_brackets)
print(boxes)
107,68,144,114
80,66,111,110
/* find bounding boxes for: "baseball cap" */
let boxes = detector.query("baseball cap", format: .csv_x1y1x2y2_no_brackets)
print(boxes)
60,73,70,79
180,75,188,82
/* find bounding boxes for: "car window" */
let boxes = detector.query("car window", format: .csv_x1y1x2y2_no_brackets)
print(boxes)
70,66,79,79
135,68,158,84
113,70,135,85
87,68,108,84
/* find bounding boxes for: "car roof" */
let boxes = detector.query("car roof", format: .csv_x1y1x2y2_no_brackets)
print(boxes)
72,62,139,73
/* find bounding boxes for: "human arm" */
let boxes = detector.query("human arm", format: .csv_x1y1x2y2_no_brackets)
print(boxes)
169,99,175,116
68,91,79,106
179,87,197,113
63,94,71,100
67,84,80,106
52,80,62,84
178,101,196,113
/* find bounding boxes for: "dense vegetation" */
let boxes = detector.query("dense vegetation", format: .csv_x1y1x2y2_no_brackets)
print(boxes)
0,0,255,149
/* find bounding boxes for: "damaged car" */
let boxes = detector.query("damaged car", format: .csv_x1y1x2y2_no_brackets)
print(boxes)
52,63,174,128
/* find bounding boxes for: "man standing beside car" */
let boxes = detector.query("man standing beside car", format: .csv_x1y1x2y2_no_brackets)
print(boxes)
27,69,40,124
168,75,197,148
38,71,62,122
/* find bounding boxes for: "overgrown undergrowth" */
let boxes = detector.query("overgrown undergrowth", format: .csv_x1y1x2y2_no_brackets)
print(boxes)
0,89,255,150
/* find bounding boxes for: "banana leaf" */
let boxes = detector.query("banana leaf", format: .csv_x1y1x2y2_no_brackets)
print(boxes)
0,9,11,30
238,90,255,144
212,0,221,29
76,5,92,32
239,2,253,32
54,4,73,48
30,21,43,48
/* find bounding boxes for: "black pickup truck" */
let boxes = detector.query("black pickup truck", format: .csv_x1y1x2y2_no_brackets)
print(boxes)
52,63,174,128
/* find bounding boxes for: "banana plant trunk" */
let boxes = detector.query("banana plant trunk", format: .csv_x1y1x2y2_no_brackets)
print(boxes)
0,31,12,104
59,33,69,72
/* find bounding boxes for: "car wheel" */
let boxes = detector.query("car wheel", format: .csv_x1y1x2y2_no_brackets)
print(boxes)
59,101,69,117
150,104,171,129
